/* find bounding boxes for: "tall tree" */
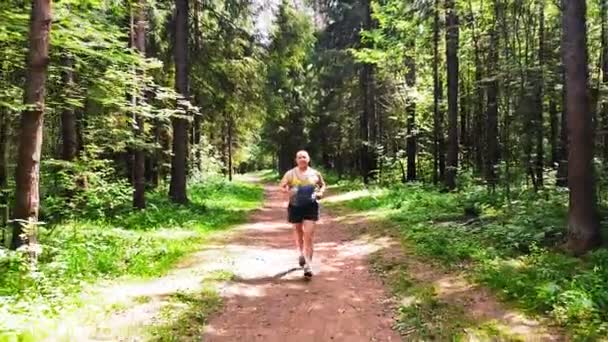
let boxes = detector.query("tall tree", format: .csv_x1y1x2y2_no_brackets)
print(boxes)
556,3,568,187
563,0,601,254
433,0,445,184
485,2,499,188
601,0,608,162
169,0,189,203
405,52,417,181
0,109,8,189
468,0,484,173
12,0,52,251
360,0,377,183
60,56,78,161
534,0,546,187
445,0,459,190
132,0,146,209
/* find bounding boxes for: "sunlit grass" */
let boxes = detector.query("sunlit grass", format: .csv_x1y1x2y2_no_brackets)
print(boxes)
335,182,608,340
0,179,263,341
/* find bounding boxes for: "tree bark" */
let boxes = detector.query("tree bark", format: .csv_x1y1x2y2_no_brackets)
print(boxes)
132,0,146,209
0,108,8,246
406,54,417,182
60,57,78,161
433,0,445,184
193,113,202,170
486,24,499,188
534,0,545,187
169,0,189,203
601,0,608,163
468,0,484,174
360,0,376,183
0,108,8,189
445,0,459,190
549,97,559,167
12,0,52,251
563,0,601,254
228,116,233,182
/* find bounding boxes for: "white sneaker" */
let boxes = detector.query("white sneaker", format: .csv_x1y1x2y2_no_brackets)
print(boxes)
303,264,313,278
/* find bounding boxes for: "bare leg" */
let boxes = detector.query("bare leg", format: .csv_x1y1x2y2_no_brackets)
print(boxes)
302,220,316,266
293,223,304,264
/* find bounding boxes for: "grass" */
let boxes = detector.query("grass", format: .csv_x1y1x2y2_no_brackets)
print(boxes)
369,251,522,341
147,287,222,341
0,179,263,341
329,183,608,341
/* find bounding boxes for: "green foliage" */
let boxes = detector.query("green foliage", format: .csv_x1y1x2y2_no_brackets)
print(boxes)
261,1,317,164
41,158,132,222
0,180,262,339
338,183,608,340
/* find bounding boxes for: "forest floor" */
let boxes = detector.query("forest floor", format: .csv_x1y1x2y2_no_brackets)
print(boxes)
50,177,564,341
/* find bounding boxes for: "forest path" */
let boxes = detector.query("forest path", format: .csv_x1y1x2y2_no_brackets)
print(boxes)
57,179,563,341
202,183,399,341
203,182,564,341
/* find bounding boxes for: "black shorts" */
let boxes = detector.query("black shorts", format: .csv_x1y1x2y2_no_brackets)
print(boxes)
288,201,320,223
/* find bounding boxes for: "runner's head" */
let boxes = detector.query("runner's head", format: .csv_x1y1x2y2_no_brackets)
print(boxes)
295,150,310,169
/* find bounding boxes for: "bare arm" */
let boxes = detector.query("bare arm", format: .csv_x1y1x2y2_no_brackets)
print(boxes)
279,170,291,193
316,172,326,198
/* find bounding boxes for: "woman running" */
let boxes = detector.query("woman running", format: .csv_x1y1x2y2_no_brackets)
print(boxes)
279,150,326,278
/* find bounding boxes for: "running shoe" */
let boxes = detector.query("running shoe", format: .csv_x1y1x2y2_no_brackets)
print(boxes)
303,264,313,278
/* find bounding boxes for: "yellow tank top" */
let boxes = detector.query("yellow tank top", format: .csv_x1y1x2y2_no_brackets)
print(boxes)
286,167,319,187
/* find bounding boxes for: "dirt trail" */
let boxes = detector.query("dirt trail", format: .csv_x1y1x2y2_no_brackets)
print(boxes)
203,184,399,341
58,180,563,341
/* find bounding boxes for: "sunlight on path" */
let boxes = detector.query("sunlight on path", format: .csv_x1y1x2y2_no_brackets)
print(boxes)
202,185,399,342
41,180,563,341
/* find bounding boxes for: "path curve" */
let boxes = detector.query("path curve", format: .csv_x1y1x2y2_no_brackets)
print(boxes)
203,184,400,341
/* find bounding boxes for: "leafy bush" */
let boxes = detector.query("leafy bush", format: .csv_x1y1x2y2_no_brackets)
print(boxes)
41,158,132,222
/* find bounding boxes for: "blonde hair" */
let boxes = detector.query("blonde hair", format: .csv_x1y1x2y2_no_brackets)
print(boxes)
296,150,310,158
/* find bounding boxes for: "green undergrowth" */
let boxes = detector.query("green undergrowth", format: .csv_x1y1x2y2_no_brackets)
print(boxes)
0,180,263,341
332,183,608,341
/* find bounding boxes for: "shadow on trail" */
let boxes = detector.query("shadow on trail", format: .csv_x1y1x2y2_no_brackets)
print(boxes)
201,184,400,341
231,267,309,285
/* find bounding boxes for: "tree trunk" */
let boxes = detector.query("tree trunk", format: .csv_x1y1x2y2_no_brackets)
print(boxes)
228,116,233,182
557,47,569,186
534,0,545,187
193,113,202,170
132,0,146,209
468,0,484,174
360,0,376,183
549,97,559,167
12,0,52,251
0,108,8,189
169,0,189,204
601,0,608,163
150,120,162,187
0,108,8,245
460,76,468,166
563,0,601,254
60,57,78,161
406,54,417,181
486,22,499,188
433,0,445,184
445,0,459,190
